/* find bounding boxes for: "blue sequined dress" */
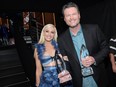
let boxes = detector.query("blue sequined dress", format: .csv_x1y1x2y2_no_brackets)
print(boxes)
35,43,60,87
39,56,60,87
35,42,73,87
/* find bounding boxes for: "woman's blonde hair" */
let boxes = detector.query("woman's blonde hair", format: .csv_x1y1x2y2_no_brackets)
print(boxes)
39,24,58,44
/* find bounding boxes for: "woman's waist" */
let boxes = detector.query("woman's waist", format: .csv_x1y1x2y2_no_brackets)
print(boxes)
43,66,57,70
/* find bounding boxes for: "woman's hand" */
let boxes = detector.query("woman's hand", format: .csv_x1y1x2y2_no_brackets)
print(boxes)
58,70,72,83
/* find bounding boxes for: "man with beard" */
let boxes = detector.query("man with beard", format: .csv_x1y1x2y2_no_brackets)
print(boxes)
58,2,109,87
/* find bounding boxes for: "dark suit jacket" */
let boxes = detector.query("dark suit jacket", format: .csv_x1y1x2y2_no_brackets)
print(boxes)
58,24,109,87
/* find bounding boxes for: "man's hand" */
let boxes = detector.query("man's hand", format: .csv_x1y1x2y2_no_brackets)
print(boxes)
81,56,95,67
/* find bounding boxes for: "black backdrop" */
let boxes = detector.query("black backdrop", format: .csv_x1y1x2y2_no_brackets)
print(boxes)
80,0,116,42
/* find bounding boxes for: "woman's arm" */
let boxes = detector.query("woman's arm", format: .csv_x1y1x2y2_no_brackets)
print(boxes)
109,53,116,73
34,48,42,87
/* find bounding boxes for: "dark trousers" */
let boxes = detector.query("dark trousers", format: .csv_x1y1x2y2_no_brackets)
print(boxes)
106,62,116,87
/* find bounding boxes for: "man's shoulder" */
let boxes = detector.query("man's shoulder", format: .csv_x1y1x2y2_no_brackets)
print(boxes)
110,35,116,40
58,29,68,37
58,32,65,40
81,24,100,31
81,24,98,27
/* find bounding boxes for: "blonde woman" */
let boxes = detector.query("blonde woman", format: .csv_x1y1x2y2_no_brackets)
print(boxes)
34,24,73,87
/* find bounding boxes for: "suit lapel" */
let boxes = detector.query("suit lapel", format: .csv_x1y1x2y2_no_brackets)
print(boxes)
81,25,91,54
64,29,80,65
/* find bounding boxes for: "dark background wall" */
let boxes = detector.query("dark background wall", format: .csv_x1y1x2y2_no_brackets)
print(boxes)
0,0,116,40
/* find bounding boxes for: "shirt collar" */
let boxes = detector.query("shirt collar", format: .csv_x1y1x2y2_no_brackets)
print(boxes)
70,26,82,37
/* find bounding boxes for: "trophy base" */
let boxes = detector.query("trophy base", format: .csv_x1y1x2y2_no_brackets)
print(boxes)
81,67,94,77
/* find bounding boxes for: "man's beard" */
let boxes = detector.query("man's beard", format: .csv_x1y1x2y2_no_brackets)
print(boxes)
70,23,79,28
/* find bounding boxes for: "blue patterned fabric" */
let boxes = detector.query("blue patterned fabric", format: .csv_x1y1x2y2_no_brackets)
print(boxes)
35,40,73,87
39,67,60,87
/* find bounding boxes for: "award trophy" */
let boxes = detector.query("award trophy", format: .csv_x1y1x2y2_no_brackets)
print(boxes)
55,51,72,85
80,44,94,77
